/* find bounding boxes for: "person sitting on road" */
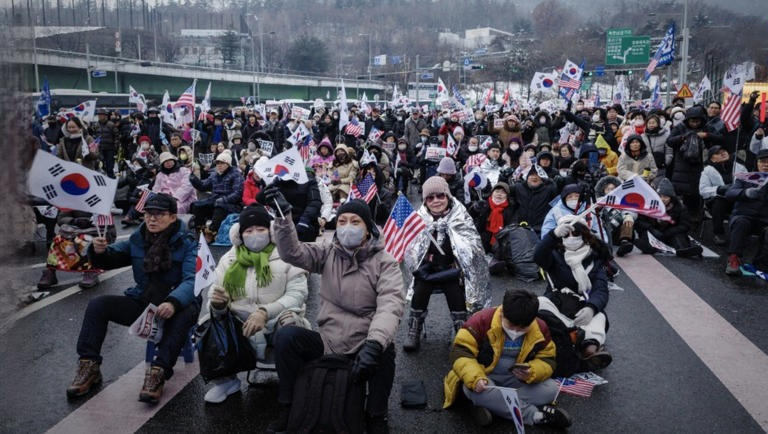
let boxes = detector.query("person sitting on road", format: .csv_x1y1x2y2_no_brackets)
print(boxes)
633,178,703,258
402,176,491,353
595,176,636,257
699,146,746,247
264,194,405,434
327,144,358,203
153,152,197,215
189,150,244,243
534,215,613,372
443,288,572,429
66,194,200,404
508,164,558,235
541,184,609,241
724,149,768,275
469,182,515,254
198,204,310,404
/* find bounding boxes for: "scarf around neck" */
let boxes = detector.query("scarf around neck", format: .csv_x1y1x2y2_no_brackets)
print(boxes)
223,244,275,299
142,220,179,273
486,198,508,245
563,243,593,295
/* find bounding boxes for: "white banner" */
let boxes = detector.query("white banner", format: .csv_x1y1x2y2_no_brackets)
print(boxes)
254,147,309,186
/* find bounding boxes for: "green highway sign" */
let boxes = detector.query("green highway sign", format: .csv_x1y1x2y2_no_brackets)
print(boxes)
606,28,651,66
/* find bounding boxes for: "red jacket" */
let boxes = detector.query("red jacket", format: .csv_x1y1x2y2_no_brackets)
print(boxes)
242,175,261,206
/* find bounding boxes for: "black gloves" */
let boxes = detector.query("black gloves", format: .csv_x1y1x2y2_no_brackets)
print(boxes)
716,185,729,196
259,184,293,215
351,340,383,383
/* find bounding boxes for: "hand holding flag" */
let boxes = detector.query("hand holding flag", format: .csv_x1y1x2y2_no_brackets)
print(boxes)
194,233,216,296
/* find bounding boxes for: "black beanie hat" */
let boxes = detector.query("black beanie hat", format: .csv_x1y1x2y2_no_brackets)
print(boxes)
238,205,273,235
337,199,379,238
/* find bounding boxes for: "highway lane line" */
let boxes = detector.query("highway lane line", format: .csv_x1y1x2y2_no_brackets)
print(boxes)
46,359,200,434
618,254,768,431
0,266,130,335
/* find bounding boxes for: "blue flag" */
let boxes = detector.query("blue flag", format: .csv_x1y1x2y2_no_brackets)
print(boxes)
452,85,466,107
36,78,51,118
644,22,675,81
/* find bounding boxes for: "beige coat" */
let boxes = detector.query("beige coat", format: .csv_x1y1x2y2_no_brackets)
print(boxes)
273,216,405,354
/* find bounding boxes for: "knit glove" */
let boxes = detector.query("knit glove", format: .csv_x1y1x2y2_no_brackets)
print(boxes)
573,307,594,327
351,340,383,383
262,184,293,215
553,222,572,238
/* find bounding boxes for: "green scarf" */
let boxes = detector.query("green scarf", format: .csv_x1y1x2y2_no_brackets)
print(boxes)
222,244,275,299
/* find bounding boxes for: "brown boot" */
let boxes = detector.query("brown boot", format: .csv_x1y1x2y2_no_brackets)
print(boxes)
139,366,165,404
37,267,58,290
66,359,102,398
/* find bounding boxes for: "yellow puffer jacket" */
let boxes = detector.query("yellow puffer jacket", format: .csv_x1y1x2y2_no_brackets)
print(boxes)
443,306,556,408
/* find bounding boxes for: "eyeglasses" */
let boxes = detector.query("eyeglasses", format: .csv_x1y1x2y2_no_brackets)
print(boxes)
144,210,170,219
425,193,447,202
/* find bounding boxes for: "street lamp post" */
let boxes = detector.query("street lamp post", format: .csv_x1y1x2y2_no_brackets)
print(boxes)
679,0,690,85
359,33,371,80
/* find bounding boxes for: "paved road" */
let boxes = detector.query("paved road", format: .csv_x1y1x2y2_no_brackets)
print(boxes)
1,220,767,434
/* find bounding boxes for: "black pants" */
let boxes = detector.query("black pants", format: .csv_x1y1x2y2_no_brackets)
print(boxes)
729,216,768,259
273,326,396,417
190,201,229,232
76,295,199,379
101,149,116,178
410,279,466,312
706,197,733,235
681,193,702,223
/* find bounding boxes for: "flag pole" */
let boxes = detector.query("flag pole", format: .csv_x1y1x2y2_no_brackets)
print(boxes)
552,377,567,405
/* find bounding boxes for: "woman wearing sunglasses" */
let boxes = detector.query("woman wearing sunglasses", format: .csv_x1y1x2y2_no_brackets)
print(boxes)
402,176,491,352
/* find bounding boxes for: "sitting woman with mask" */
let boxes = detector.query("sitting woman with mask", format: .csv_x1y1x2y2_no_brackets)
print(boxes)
262,191,405,433
403,176,491,353
199,204,310,404
534,215,613,371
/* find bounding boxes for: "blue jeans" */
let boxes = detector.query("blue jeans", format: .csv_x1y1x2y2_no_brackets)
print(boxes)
272,325,396,417
76,295,199,379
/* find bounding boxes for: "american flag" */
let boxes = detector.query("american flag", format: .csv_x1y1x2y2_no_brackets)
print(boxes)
368,126,383,141
559,76,581,90
349,174,378,203
644,58,659,81
174,81,196,109
345,119,363,137
92,214,114,226
721,91,742,132
134,189,154,213
465,153,487,172
299,136,314,162
383,195,425,262
557,377,595,398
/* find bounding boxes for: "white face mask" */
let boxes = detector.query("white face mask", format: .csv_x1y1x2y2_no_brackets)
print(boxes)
562,235,585,251
398,144,407,151
242,233,270,252
502,326,526,341
248,144,257,152
566,199,579,210
468,145,478,152
510,144,520,151
539,116,547,125
337,224,366,249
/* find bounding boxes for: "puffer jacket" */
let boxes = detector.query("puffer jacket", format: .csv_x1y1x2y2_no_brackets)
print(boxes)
88,220,198,309
272,216,405,354
90,119,119,151
488,117,523,150
508,179,558,232
726,178,768,224
57,126,98,170
200,222,309,330
617,135,658,181
642,127,670,168
443,306,555,408
666,106,721,195
153,163,197,214
699,161,746,200
190,166,244,213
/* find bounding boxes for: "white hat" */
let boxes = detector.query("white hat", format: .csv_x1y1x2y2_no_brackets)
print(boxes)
158,151,177,164
215,150,232,165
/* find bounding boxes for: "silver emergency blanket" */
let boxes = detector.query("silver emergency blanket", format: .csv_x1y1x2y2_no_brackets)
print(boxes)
403,197,492,311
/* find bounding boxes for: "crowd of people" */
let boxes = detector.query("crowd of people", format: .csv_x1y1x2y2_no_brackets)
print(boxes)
29,87,768,432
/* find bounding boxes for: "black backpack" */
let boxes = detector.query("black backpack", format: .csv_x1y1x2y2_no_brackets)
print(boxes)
537,310,583,378
287,354,366,434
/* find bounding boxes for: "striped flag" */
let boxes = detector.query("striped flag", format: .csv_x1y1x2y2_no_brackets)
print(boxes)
174,80,196,109
644,23,675,81
349,174,378,203
92,214,114,227
557,377,595,398
383,195,425,262
465,153,487,172
134,189,154,213
368,126,383,141
345,119,363,137
721,92,742,132
299,136,314,162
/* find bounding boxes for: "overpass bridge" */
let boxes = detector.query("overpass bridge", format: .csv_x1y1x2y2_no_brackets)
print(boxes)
11,48,385,105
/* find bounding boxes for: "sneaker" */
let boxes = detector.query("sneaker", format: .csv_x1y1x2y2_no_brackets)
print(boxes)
616,240,633,257
580,343,613,370
713,234,727,246
538,404,572,428
470,405,493,427
365,414,390,434
725,254,742,276
79,273,100,289
66,359,102,398
266,404,290,434
139,366,165,404
204,375,241,404
37,268,58,290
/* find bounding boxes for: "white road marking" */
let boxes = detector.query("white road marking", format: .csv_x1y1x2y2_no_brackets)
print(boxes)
618,254,768,431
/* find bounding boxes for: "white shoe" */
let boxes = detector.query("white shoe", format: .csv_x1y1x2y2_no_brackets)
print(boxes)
204,376,241,404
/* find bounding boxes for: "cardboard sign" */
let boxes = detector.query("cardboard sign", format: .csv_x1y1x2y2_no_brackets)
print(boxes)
128,303,164,343
198,153,214,166
257,139,274,157
425,146,447,161
291,106,311,121
493,118,504,129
